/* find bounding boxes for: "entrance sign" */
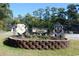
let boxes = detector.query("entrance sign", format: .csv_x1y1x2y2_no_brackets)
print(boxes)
11,24,26,35
53,22,64,38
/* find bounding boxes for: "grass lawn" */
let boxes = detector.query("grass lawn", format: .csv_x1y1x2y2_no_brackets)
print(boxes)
0,32,79,56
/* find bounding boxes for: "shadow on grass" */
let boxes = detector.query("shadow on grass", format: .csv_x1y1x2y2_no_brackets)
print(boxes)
3,38,19,48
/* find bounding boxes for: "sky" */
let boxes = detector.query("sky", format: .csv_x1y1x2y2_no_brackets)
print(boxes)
10,3,70,17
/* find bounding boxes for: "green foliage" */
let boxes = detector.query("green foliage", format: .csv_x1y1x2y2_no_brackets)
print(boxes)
67,4,78,20
1,3,79,32
0,21,4,30
0,3,13,30
36,35,49,39
19,4,79,32
12,20,21,25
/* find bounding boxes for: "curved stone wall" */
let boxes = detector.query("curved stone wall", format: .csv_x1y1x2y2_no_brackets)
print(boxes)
4,37,69,49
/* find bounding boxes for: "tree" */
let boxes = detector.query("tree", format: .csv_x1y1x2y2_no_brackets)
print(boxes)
33,8,44,20
66,4,78,28
43,7,50,20
50,7,57,25
57,8,66,25
67,4,78,20
33,10,39,18
38,8,44,20
51,7,57,19
23,13,33,28
0,3,13,30
0,3,13,20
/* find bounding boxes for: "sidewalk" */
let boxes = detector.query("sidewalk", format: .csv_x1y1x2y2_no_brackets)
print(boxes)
65,34,79,40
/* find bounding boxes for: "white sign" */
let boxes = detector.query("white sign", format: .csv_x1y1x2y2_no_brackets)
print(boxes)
11,24,26,35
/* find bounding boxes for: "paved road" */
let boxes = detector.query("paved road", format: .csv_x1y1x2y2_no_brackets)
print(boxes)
64,34,79,40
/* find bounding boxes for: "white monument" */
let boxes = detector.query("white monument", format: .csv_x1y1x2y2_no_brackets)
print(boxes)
11,24,26,36
53,22,64,38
